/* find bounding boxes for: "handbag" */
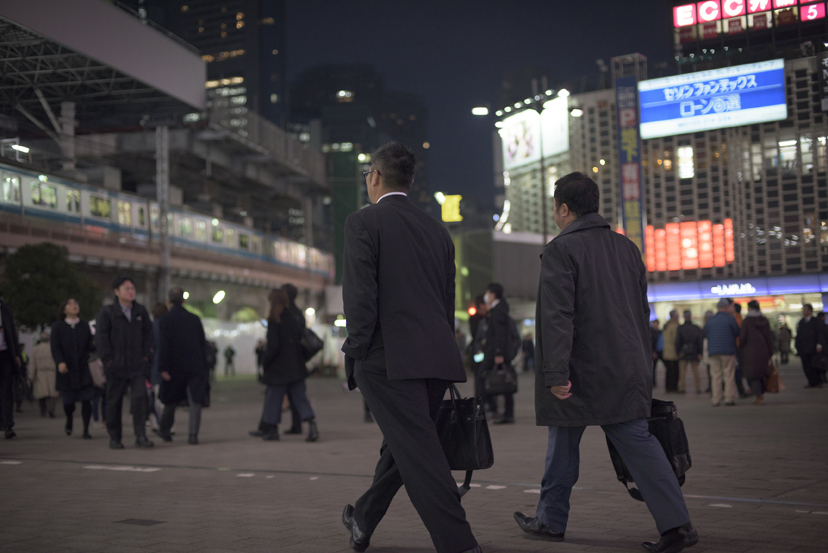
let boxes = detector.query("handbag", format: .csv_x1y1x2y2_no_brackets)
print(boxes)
300,328,324,361
765,360,781,394
606,399,691,501
482,363,518,395
88,358,106,388
435,384,494,497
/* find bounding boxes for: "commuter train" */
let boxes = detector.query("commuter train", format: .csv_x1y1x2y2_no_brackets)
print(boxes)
0,160,334,277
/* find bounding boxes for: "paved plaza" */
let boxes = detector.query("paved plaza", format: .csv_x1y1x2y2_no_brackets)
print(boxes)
2,362,828,553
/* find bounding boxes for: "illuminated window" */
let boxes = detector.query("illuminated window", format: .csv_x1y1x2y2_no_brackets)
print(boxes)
236,12,244,19
236,21,244,29
262,17,275,25
31,182,57,208
677,146,694,179
2,174,20,202
211,226,223,243
221,32,227,38
117,201,131,225
179,217,193,237
252,236,261,253
336,90,354,103
66,190,80,212
138,207,146,227
270,94,279,103
239,234,249,250
195,220,207,241
202,54,214,62
90,195,111,219
150,206,159,230
181,5,189,12
225,228,235,247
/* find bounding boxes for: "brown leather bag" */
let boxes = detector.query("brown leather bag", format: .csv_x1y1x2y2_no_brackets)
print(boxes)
765,360,781,394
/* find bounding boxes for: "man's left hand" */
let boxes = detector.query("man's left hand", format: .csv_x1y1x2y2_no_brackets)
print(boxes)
550,381,572,400
494,356,504,365
818,344,823,353
161,371,171,381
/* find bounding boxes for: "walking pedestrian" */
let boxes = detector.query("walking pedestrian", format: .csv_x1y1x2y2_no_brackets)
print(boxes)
281,283,306,436
341,142,480,553
95,276,155,449
483,283,515,425
29,331,59,418
155,288,209,445
675,311,704,394
731,302,751,398
704,299,740,406
223,345,236,376
739,300,774,406
0,294,23,439
522,334,535,373
662,310,680,392
514,172,697,553
777,322,792,365
796,304,826,388
702,311,714,393
51,298,96,439
148,302,168,432
650,320,663,388
470,296,493,413
14,343,29,413
256,288,318,442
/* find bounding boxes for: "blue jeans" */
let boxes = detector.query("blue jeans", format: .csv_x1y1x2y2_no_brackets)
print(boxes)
262,380,314,425
536,419,690,535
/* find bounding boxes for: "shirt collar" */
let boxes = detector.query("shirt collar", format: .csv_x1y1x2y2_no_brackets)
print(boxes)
377,191,408,203
491,299,501,309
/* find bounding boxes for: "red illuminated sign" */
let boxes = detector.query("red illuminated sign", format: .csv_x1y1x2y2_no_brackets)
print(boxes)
697,0,722,21
772,0,796,7
722,0,746,17
674,4,698,26
702,22,719,38
802,2,826,20
727,18,744,32
645,219,734,272
753,12,769,28
748,0,771,13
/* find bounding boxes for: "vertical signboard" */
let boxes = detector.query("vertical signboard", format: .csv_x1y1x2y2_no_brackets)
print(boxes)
819,51,828,112
615,75,645,256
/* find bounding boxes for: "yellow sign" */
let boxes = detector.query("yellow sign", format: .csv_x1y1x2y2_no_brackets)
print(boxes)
441,195,463,223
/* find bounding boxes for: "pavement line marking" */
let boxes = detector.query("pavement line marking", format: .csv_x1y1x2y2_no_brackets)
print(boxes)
796,510,811,513
266,475,274,479
0,460,22,465
309,476,319,480
84,465,160,473
237,473,255,477
524,489,541,494
813,512,828,515
683,494,828,508
486,485,507,490
709,504,732,508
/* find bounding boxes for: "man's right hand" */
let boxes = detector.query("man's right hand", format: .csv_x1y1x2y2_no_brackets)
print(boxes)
652,352,658,360
58,362,68,374
550,381,572,400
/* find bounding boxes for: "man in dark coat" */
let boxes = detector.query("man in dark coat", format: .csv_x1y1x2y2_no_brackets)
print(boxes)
95,276,155,449
156,288,209,445
0,296,22,439
675,311,704,394
482,282,515,424
796,303,827,388
650,319,663,387
341,142,480,553
513,173,697,553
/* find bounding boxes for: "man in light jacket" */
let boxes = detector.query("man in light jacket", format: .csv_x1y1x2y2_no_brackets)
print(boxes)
704,299,741,406
512,172,697,553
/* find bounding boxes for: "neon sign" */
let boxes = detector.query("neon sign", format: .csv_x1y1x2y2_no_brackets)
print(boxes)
710,283,757,296
645,219,734,272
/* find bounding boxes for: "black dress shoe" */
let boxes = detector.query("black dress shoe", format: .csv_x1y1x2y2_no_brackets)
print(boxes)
65,417,73,436
460,547,483,553
135,436,155,448
248,429,266,437
5,429,16,440
513,512,564,541
364,411,374,423
284,426,302,435
82,432,92,440
642,523,698,553
152,428,173,442
306,419,319,442
342,504,370,552
109,439,125,449
494,417,515,425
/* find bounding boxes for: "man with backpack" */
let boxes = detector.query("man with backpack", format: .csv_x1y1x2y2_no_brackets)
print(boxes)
482,283,519,425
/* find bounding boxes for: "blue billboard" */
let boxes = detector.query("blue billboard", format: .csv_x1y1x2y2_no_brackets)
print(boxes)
638,59,787,140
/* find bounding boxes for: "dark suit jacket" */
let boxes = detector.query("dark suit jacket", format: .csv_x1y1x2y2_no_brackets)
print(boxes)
0,300,21,368
341,194,465,389
534,213,652,427
157,304,209,404
95,300,154,379
795,316,826,356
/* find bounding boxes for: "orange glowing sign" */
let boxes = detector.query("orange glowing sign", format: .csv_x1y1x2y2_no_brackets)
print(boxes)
644,219,734,272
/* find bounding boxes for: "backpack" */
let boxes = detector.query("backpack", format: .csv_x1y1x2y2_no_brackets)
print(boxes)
506,318,521,362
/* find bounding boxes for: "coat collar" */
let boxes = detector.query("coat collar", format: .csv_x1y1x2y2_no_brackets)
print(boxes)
554,213,611,239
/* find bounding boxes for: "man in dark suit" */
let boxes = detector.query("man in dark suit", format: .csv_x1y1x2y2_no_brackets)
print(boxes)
156,287,209,445
0,295,22,439
513,173,697,553
482,282,515,424
796,303,827,388
341,142,481,553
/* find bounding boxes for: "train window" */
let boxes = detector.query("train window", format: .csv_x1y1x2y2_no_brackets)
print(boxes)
225,228,235,247
31,182,57,208
150,206,159,229
117,201,131,225
138,207,146,226
195,220,207,241
239,234,249,250
252,236,261,253
211,226,223,243
179,217,193,237
66,190,80,212
3,174,20,202
90,195,111,219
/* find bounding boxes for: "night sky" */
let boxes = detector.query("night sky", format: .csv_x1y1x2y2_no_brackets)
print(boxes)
287,0,673,209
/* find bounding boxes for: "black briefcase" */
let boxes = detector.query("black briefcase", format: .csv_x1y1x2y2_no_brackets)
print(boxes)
436,384,494,497
606,398,691,501
482,363,518,395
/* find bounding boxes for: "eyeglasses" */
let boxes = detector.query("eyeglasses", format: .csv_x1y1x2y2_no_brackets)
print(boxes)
362,169,381,179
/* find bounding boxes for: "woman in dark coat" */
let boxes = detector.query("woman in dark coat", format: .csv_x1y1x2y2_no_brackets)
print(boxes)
51,298,95,438
739,300,774,406
257,289,318,442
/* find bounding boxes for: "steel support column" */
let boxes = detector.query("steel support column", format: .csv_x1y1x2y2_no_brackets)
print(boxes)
156,125,171,299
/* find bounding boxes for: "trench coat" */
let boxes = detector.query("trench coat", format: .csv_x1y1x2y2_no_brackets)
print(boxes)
535,213,652,427
157,305,208,405
661,319,680,361
51,319,95,392
739,313,774,381
262,305,307,387
29,341,59,399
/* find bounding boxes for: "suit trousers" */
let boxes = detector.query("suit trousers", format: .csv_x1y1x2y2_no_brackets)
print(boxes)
0,354,15,430
663,360,679,391
800,353,822,387
708,354,736,405
262,380,314,426
536,419,690,535
160,383,202,437
678,360,701,393
105,372,148,442
353,357,477,553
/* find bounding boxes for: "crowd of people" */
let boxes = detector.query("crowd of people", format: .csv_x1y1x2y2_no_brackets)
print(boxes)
650,300,826,406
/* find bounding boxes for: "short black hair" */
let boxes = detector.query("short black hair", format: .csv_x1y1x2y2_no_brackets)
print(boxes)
168,287,185,305
487,283,504,300
734,303,742,313
553,172,599,217
804,303,814,312
281,283,298,303
112,276,134,290
372,142,416,191
747,300,760,311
